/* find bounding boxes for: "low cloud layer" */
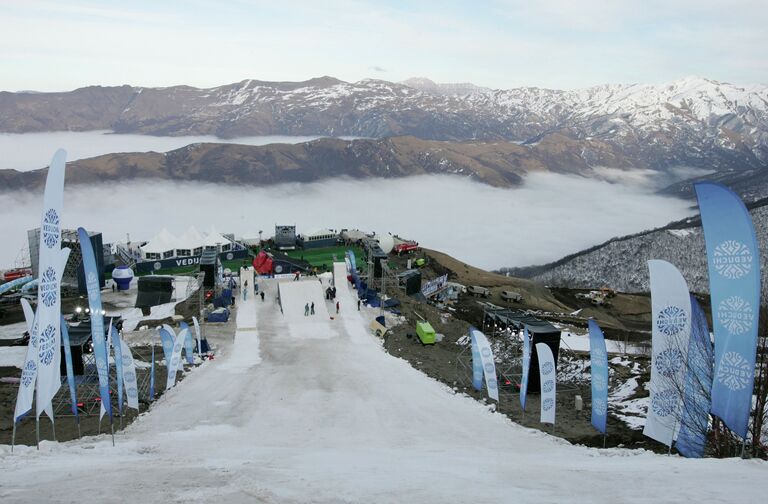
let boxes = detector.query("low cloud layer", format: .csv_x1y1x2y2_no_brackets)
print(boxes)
0,174,694,271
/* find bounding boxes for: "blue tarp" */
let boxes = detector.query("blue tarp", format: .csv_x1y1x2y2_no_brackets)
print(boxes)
207,308,230,322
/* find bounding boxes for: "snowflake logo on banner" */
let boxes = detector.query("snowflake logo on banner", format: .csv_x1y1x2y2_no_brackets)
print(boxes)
541,362,554,375
713,240,753,280
124,371,136,383
542,379,554,393
717,296,753,335
21,360,36,387
484,363,494,374
656,306,687,337
592,373,607,392
87,272,99,301
651,388,677,417
30,321,39,348
543,398,554,411
42,208,60,248
40,267,58,307
127,387,138,399
716,351,752,391
38,325,56,365
655,348,684,377
487,378,498,390
481,347,492,358
591,347,606,364
593,398,607,416
122,354,133,366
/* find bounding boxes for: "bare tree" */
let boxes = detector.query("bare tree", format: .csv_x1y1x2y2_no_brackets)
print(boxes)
747,306,768,458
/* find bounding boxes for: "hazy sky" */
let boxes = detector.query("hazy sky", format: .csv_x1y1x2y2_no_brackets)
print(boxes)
1,0,766,92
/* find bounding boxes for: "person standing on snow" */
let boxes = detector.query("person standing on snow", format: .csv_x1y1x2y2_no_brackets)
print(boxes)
311,302,315,315
260,291,265,302
336,301,340,314
304,303,310,316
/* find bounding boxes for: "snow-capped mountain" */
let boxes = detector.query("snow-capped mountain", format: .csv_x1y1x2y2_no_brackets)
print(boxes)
400,77,491,96
1,75,766,175
502,199,768,295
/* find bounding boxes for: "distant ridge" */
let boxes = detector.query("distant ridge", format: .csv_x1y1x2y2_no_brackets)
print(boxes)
0,75,766,177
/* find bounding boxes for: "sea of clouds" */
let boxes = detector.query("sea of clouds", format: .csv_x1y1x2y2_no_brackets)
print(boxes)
0,173,694,270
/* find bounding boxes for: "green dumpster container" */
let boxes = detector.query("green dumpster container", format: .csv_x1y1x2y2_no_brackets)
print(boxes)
416,321,436,345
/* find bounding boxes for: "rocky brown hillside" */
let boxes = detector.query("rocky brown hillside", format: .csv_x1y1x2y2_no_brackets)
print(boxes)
0,134,636,191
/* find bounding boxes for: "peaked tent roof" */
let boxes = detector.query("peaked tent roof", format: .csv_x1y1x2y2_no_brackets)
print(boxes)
141,228,178,254
178,226,206,249
203,225,230,247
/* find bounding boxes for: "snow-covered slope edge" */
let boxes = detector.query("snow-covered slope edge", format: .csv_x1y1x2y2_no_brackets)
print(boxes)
503,198,768,294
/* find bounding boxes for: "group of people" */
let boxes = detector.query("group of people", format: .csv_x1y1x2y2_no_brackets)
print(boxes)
303,300,341,315
240,279,265,302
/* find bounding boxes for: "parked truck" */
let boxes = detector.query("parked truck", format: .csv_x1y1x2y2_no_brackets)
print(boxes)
466,285,491,298
500,290,523,303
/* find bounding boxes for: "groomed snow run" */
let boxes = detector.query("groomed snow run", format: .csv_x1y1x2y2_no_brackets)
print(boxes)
1,264,765,503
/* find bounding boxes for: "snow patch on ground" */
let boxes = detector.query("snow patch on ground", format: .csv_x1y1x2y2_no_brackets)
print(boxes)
0,346,26,368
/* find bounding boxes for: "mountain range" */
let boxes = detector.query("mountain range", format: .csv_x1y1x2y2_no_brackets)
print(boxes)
1,75,767,189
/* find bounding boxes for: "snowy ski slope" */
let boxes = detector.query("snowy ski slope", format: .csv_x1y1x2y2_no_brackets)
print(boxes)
0,265,765,503
278,278,330,321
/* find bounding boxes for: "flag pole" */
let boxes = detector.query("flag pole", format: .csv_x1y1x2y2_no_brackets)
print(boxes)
668,418,677,455
35,417,40,450
51,418,56,441
11,422,17,453
110,418,115,446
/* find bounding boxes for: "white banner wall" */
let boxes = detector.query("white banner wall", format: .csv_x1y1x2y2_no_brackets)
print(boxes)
166,328,188,390
14,300,41,421
120,339,140,410
470,328,499,401
35,150,68,420
645,260,692,447
536,343,557,425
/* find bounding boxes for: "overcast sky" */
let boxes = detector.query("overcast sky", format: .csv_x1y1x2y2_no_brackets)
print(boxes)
2,0,766,92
